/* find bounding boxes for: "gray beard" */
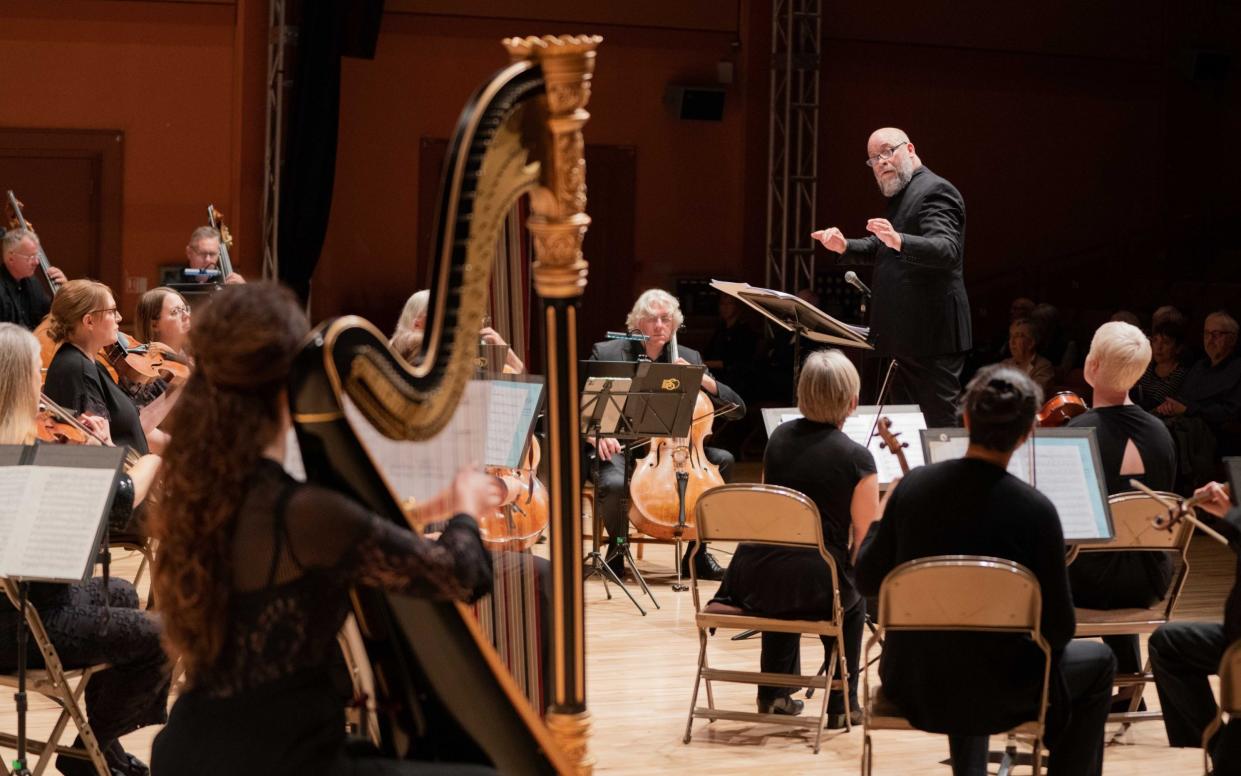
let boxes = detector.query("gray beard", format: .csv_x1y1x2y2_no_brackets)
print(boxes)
878,167,913,197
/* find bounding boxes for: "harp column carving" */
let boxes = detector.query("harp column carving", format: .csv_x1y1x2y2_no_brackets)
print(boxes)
503,34,600,776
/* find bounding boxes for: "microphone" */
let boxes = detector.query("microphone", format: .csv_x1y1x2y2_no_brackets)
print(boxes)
844,270,872,298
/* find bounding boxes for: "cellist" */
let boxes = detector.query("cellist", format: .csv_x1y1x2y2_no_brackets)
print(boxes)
586,289,746,580
0,227,68,329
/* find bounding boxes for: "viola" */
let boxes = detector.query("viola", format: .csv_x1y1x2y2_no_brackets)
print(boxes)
627,334,725,542
876,416,911,475
1037,391,1088,427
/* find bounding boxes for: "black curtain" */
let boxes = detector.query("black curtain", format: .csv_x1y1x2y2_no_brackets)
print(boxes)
277,0,383,302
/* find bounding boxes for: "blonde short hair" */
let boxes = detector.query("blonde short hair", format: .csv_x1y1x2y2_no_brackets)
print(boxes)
625,289,683,332
797,349,860,425
0,324,41,445
1087,321,1151,393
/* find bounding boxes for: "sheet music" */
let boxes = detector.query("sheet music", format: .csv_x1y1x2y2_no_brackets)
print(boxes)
485,380,543,467
342,381,490,503
922,431,1112,542
764,405,926,484
0,468,27,563
0,466,116,582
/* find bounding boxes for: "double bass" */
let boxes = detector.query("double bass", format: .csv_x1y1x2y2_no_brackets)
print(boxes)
628,333,726,542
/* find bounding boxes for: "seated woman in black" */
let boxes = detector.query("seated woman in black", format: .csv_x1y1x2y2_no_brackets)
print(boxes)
41,279,168,455
857,366,1115,776
1067,322,1177,708
0,323,168,776
711,349,880,725
149,283,499,776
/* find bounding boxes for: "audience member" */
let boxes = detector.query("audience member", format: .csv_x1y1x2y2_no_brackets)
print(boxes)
1110,310,1141,328
1031,303,1080,378
1133,322,1187,411
1000,318,1054,394
1156,311,1241,485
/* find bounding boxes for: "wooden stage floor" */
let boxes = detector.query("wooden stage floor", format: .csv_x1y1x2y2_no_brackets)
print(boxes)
2,524,1231,775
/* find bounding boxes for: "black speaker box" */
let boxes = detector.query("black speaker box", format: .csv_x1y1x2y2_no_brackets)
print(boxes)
665,86,726,122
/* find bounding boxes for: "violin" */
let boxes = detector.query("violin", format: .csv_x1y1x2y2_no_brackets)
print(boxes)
37,393,141,469
1037,391,1088,427
627,333,725,542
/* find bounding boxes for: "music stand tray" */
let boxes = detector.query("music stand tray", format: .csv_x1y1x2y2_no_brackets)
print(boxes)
711,279,872,350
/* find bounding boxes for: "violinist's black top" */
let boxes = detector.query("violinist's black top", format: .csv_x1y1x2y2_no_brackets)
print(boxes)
43,343,149,456
152,458,494,776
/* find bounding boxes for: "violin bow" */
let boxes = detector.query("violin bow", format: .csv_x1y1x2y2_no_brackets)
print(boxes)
1128,478,1230,546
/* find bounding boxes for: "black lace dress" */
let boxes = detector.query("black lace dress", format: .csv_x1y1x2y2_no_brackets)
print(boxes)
151,459,496,776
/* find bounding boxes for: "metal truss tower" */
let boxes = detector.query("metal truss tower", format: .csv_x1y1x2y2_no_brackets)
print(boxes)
261,0,293,281
764,0,821,294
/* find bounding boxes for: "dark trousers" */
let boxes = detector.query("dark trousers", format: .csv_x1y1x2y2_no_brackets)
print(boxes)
1150,621,1241,771
887,352,966,428
758,594,865,714
947,640,1115,776
594,446,735,541
0,578,170,745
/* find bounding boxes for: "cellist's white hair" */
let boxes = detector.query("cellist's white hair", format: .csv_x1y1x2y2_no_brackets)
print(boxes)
625,289,682,332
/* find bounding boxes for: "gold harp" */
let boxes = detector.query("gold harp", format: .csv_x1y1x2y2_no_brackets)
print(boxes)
289,36,599,774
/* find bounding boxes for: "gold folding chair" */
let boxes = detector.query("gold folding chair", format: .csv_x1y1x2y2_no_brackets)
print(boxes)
1070,490,1196,723
1202,639,1241,775
683,483,851,754
861,555,1052,776
0,578,110,776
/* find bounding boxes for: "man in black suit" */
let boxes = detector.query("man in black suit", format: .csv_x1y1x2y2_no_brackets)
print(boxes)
813,127,971,427
0,228,67,329
587,289,746,581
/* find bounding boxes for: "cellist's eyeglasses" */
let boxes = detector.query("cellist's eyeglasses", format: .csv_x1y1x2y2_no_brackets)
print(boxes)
164,305,191,319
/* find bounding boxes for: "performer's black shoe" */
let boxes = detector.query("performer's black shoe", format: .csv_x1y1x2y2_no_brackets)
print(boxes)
681,542,725,581
827,709,862,729
757,696,804,716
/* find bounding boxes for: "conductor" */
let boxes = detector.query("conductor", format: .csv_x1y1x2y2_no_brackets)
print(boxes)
812,127,971,427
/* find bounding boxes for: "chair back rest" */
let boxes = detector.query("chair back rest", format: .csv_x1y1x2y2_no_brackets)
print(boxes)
695,483,825,550
1219,639,1241,715
1083,491,1194,551
878,555,1042,634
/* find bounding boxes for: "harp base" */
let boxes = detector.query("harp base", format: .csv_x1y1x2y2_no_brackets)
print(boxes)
544,708,595,776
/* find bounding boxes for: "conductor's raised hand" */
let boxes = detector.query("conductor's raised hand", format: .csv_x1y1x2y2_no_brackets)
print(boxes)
811,227,847,254
866,219,902,251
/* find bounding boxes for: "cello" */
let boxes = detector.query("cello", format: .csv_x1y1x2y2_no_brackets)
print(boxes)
627,333,726,542
1037,391,1088,427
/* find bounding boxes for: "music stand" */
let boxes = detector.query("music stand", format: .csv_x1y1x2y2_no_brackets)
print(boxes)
581,360,703,614
713,277,870,369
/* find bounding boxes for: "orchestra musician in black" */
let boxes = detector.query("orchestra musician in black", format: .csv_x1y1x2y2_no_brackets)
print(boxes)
587,289,745,581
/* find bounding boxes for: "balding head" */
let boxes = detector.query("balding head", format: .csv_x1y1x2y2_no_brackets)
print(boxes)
866,127,921,197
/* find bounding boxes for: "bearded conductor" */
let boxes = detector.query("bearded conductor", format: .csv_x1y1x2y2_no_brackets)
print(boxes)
813,128,971,427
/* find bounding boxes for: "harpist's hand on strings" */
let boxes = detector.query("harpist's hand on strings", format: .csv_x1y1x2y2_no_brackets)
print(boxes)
866,218,902,251
811,227,847,253
1193,481,1233,518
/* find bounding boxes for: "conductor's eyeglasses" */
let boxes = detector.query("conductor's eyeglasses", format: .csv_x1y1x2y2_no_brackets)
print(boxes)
865,141,908,168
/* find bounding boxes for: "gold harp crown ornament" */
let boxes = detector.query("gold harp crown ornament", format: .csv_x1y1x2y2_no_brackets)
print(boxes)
289,34,601,775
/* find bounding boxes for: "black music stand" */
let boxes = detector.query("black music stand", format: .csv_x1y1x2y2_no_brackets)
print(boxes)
581,360,704,615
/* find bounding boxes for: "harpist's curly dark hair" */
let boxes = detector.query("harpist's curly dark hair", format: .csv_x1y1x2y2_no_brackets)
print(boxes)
150,283,308,682
960,364,1042,453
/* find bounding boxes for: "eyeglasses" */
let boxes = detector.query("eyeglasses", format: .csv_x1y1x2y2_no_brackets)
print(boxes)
191,249,220,260
163,305,191,319
10,252,39,262
644,314,676,326
1205,329,1237,340
865,141,908,168
89,307,121,321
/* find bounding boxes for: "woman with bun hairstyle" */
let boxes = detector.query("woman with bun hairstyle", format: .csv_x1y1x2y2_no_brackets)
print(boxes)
857,365,1115,776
